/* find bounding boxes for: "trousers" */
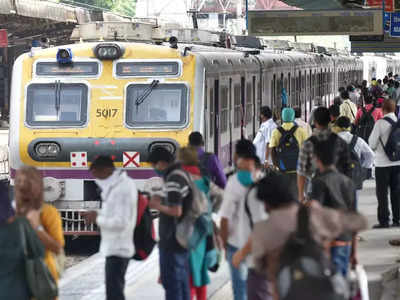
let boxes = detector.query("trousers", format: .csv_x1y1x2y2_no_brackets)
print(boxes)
105,256,130,300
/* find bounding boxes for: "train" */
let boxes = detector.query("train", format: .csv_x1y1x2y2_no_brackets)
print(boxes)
8,26,400,235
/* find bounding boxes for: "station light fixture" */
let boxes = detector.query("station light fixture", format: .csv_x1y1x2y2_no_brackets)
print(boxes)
56,48,73,65
94,43,122,60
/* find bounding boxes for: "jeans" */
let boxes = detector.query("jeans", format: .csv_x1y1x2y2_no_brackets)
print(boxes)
330,245,351,276
226,244,248,300
247,268,273,300
159,248,190,300
105,256,130,300
375,166,400,225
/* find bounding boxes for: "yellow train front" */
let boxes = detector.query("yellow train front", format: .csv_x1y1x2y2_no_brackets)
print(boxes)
9,42,198,235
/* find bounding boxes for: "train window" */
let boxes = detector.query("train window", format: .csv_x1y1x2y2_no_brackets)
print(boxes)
35,61,99,77
234,84,241,128
246,82,252,123
26,83,88,126
116,61,180,77
126,83,188,128
220,86,229,133
210,88,214,137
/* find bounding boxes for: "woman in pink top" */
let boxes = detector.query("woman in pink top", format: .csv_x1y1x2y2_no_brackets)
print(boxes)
354,95,383,125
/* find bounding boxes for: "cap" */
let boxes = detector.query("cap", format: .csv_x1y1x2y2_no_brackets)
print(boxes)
282,107,295,123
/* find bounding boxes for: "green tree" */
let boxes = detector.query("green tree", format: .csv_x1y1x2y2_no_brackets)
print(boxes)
60,0,136,16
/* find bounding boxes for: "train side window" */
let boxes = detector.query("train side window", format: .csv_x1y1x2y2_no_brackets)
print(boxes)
210,87,214,137
246,82,252,123
220,86,229,133
234,84,241,128
26,83,88,126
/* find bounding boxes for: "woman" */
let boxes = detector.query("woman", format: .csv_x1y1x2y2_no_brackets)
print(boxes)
0,179,38,300
179,147,211,300
15,166,65,284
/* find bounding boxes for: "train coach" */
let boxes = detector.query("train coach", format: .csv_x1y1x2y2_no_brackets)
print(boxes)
8,28,367,235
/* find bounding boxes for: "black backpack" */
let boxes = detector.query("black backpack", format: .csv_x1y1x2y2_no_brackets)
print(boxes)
356,107,375,142
132,191,157,261
199,152,212,179
277,205,347,300
348,135,365,190
276,125,299,172
380,117,400,162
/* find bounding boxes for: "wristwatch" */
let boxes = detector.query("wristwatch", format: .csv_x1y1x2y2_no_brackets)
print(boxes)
36,225,44,232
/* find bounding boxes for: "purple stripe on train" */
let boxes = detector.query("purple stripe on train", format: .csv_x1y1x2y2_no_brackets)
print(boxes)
10,168,157,180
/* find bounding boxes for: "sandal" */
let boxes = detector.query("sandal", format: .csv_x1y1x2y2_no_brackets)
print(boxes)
389,239,400,246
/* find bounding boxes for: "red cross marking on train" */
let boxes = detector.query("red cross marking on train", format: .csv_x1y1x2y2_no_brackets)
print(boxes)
123,152,140,168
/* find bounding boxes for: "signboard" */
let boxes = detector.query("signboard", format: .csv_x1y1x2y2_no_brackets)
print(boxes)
351,34,400,52
116,62,180,77
248,9,383,36
35,62,99,76
367,0,394,12
0,29,8,48
390,11,400,36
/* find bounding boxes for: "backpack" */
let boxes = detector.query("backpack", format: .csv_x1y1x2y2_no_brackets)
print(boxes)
199,152,212,179
356,107,375,142
380,117,400,162
277,205,347,300
132,191,157,261
276,125,299,172
167,169,211,250
348,135,365,190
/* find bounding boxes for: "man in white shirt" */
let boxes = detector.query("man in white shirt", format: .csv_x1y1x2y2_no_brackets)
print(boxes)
347,85,360,105
253,106,277,168
82,156,137,300
369,99,400,228
220,140,268,300
340,91,358,124
294,106,312,137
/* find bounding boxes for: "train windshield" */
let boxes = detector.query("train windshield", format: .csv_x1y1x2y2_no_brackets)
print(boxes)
126,83,188,128
26,83,88,126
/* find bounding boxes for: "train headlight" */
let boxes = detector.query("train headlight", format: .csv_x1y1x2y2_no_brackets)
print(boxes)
35,143,61,157
56,48,73,65
94,43,122,60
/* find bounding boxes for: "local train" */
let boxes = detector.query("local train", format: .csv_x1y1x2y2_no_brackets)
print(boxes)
8,31,400,235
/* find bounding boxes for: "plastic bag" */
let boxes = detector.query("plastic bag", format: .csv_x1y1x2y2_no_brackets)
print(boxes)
349,265,369,300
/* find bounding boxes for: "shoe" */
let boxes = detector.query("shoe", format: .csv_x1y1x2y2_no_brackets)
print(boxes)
373,224,390,229
392,223,400,227
389,239,400,246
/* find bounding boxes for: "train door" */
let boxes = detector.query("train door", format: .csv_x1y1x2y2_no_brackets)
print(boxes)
219,78,230,168
241,76,246,139
252,75,257,138
229,78,233,166
232,79,242,144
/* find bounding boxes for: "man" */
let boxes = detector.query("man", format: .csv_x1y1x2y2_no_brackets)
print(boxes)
188,131,227,188
369,99,400,228
328,104,341,134
308,96,323,128
220,139,266,300
354,93,383,143
297,107,351,203
310,136,358,276
148,147,191,300
347,85,359,104
270,107,308,192
294,106,312,137
340,90,358,123
82,156,137,300
251,173,367,297
335,116,375,187
252,106,277,168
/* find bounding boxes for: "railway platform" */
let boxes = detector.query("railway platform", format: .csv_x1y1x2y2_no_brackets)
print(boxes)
59,180,400,300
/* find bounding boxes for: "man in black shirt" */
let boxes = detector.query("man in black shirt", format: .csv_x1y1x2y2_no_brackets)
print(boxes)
310,136,357,276
148,147,191,300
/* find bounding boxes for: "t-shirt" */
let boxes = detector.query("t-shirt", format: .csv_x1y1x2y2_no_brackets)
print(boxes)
269,122,308,149
253,118,277,164
310,169,356,241
219,171,267,249
159,163,192,252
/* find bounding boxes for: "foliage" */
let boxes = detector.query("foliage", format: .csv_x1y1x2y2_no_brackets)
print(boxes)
60,0,136,16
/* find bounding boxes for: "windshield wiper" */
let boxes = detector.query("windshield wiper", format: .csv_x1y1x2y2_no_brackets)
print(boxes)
135,80,159,112
55,80,61,116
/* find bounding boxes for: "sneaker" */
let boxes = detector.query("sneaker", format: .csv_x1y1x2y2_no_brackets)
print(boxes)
373,224,390,229
389,239,400,246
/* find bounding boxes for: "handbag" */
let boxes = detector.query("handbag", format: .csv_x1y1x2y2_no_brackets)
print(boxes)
19,217,58,300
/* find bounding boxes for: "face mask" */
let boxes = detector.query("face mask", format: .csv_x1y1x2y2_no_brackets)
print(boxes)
154,169,165,177
237,170,253,187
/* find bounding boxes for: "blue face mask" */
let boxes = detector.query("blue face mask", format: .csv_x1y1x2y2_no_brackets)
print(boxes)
237,170,253,187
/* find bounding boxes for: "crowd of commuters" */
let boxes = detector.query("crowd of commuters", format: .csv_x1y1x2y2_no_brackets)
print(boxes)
3,73,400,300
